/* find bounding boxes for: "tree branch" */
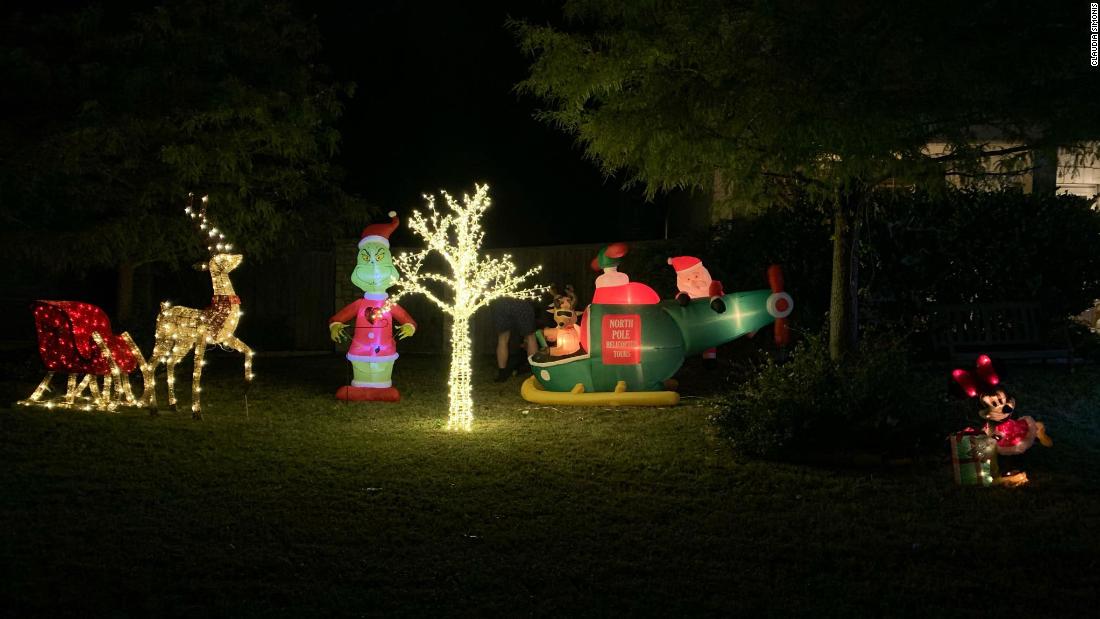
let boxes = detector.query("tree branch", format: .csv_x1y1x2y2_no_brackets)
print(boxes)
928,144,1037,163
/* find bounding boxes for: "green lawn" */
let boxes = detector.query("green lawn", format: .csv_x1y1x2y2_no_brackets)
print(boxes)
1,355,1098,617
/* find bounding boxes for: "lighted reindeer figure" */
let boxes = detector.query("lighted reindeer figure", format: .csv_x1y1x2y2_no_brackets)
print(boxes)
144,195,254,418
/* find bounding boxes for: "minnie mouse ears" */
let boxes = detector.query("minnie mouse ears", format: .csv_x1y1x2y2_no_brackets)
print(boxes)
951,354,1000,398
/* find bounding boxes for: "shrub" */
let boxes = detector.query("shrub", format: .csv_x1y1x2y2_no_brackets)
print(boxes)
713,333,953,460
863,188,1100,334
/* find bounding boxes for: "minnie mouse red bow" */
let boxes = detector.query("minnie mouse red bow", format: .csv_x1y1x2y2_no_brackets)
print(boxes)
951,354,1000,398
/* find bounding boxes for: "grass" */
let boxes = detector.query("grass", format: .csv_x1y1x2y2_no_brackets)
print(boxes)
1,354,1098,617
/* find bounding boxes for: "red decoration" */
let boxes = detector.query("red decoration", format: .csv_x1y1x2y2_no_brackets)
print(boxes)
952,368,978,397
589,242,629,272
20,300,148,411
952,355,999,397
975,354,999,386
592,282,662,305
766,265,792,347
33,301,140,375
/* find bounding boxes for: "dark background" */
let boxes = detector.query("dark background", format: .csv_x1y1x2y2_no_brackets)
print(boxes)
311,0,682,248
0,0,692,345
4,0,687,249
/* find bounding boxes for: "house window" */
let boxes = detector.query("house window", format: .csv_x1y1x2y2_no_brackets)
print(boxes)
1057,183,1100,207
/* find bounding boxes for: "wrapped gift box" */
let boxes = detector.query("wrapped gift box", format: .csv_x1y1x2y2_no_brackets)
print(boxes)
950,429,999,487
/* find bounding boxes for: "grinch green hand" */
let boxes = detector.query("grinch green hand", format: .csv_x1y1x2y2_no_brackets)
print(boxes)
329,322,350,344
397,323,416,340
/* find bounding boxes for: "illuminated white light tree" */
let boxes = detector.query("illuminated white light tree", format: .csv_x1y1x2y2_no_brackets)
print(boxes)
393,183,543,431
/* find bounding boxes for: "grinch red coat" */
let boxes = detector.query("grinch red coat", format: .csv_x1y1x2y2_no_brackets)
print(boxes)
330,294,416,362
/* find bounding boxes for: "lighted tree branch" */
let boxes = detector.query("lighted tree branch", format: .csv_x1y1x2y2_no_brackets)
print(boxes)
393,183,544,431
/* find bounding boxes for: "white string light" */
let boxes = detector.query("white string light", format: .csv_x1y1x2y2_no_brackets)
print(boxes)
393,183,544,431
144,194,254,419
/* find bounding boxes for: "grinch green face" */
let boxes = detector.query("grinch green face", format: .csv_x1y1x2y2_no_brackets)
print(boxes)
352,241,398,293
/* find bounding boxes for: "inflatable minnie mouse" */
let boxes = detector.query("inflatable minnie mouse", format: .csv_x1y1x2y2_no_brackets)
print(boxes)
952,354,1054,456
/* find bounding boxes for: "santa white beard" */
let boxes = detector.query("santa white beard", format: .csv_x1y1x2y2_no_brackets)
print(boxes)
677,264,713,298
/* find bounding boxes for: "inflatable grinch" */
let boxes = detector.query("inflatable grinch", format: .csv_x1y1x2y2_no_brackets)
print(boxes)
328,212,416,402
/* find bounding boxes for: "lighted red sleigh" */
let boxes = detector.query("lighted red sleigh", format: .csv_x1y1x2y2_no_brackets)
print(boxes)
18,301,150,411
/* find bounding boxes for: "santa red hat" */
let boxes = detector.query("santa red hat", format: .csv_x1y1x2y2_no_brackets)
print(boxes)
359,211,399,248
667,256,703,273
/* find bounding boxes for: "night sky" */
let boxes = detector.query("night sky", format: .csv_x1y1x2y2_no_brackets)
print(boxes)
4,0,678,248
312,0,676,248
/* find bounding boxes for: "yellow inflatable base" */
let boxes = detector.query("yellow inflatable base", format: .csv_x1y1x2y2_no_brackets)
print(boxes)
520,375,680,407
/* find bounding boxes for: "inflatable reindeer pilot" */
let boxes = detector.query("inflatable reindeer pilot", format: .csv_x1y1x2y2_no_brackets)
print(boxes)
540,285,582,357
329,212,416,402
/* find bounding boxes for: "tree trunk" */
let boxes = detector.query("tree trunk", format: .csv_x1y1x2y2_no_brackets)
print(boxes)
447,315,474,431
828,194,861,362
848,198,863,350
116,262,136,327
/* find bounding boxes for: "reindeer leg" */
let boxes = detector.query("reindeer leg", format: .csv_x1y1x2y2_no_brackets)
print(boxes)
223,335,254,383
223,335,254,417
145,339,171,410
191,335,206,420
141,356,159,410
165,344,181,412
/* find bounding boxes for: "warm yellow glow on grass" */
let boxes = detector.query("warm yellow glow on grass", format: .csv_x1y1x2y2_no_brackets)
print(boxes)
393,183,543,431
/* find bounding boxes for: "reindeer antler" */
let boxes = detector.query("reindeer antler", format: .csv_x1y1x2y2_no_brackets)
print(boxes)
184,193,235,255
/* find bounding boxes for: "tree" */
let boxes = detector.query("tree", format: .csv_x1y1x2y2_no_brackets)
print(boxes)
393,184,543,431
513,0,1100,361
0,0,361,325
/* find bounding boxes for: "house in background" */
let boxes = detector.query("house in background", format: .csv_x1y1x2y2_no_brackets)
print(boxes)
1055,148,1100,204
924,139,1100,205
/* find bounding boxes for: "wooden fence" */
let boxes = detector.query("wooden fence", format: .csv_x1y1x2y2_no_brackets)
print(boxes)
234,250,335,352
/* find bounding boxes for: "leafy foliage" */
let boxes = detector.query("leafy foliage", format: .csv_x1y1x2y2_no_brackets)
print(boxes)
0,0,362,273
513,0,1100,203
713,333,951,459
864,189,1100,320
514,0,1100,360
634,188,1100,343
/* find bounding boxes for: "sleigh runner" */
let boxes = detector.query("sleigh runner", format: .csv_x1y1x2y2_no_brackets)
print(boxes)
18,300,151,412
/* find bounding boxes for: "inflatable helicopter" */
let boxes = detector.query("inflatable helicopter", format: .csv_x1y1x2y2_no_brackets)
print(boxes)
521,243,793,406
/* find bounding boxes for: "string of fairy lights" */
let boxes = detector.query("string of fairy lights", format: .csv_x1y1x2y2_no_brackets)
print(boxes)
20,187,537,427
145,193,254,418
392,183,544,431
184,193,234,254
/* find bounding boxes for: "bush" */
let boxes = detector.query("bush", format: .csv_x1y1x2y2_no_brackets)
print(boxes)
713,333,953,460
863,188,1100,334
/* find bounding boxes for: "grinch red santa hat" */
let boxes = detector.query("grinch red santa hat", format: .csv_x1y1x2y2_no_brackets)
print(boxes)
359,211,399,248
668,256,704,273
